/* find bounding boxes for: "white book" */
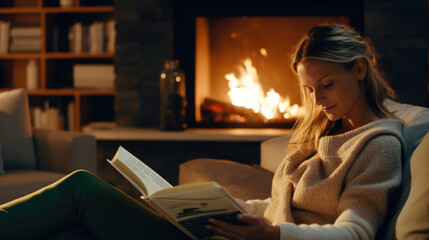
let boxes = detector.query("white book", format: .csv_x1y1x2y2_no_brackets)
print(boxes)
89,21,104,53
73,22,82,53
9,43,41,52
67,101,75,131
10,26,41,38
0,21,10,53
10,37,41,46
89,22,96,53
73,64,115,89
41,111,49,129
105,20,115,53
97,21,105,53
31,107,43,128
48,107,59,130
107,146,247,240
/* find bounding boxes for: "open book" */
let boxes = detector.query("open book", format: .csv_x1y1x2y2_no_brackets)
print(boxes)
107,146,246,240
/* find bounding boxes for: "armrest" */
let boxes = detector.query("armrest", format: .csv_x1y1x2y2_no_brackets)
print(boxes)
260,135,291,173
33,129,97,174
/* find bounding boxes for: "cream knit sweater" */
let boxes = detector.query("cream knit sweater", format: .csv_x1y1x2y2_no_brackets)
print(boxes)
246,119,404,240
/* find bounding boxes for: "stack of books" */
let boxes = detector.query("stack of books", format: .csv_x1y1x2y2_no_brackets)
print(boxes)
9,26,41,52
73,64,115,89
68,20,115,53
30,100,75,131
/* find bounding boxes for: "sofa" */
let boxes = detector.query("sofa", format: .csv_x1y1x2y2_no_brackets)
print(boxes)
179,100,429,239
0,89,97,205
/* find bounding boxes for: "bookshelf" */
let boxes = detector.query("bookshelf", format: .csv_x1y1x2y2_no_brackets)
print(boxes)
0,0,115,131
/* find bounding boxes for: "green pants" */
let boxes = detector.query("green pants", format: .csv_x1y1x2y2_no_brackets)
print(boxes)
0,170,190,240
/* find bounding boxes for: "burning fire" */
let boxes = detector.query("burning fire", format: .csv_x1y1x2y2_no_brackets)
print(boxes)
225,58,302,121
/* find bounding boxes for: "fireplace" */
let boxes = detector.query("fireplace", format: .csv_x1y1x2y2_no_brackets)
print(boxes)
173,0,364,128
113,0,427,129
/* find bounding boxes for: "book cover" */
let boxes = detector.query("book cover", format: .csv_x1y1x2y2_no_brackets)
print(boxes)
10,26,41,38
105,20,115,53
0,21,10,53
107,146,246,240
67,101,75,131
73,64,115,89
70,22,83,53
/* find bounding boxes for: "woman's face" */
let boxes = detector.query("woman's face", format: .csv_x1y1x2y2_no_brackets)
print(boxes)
297,59,367,123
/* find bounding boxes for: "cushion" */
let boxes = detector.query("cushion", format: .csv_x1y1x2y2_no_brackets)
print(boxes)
260,134,291,172
0,89,37,172
395,131,429,239
179,158,274,201
378,101,429,239
0,169,64,204
0,137,3,175
386,100,429,160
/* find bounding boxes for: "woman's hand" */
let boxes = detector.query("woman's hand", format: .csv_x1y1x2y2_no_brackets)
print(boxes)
206,213,280,240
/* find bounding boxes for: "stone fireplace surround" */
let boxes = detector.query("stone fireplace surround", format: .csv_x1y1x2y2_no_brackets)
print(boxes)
114,0,428,128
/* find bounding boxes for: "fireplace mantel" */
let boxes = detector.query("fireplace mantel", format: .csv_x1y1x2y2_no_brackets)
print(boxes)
83,125,292,142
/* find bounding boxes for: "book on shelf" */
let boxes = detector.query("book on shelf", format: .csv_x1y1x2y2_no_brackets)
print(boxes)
10,37,41,46
105,19,115,53
107,146,247,240
31,105,64,130
30,100,74,131
10,26,41,38
68,22,83,53
9,43,41,52
68,20,115,54
73,64,115,89
9,26,41,52
89,21,104,53
0,21,11,53
67,101,75,131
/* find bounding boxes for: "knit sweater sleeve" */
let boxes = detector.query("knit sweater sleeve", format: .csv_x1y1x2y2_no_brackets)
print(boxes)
244,197,272,215
278,134,402,240
277,207,378,240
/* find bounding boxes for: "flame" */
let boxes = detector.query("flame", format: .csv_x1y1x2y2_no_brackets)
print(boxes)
225,58,302,120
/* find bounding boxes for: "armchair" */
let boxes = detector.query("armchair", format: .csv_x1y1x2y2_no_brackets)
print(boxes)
0,89,96,204
179,100,429,239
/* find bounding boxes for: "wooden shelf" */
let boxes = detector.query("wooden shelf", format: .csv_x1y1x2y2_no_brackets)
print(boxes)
44,52,114,59
27,89,115,96
0,8,42,14
43,6,114,13
0,0,115,131
0,53,41,59
83,127,293,142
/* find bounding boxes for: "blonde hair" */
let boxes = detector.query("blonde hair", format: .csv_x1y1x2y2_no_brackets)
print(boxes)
289,24,396,153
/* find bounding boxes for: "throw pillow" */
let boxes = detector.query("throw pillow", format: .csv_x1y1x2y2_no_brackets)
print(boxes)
0,136,4,175
0,89,36,172
378,101,429,239
386,100,429,159
396,131,429,239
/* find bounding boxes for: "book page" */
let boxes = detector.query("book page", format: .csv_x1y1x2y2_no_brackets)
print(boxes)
107,146,172,198
149,182,246,239
151,181,219,198
151,196,245,239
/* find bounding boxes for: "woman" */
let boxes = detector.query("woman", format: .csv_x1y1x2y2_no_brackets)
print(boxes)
207,25,404,239
0,24,403,240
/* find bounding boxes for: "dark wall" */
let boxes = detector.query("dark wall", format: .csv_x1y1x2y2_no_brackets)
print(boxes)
365,0,428,105
114,0,428,128
114,0,173,127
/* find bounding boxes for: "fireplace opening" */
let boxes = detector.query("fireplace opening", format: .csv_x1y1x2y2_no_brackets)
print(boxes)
195,16,349,128
173,1,364,128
